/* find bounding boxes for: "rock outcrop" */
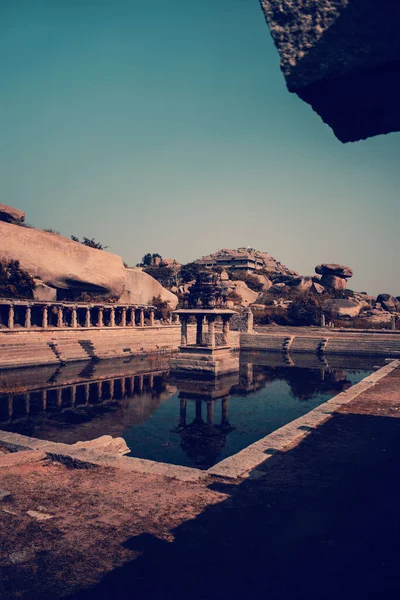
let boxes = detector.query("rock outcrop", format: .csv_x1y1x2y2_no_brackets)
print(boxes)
315,264,353,291
0,203,25,223
323,299,362,318
119,268,178,308
259,0,400,142
376,294,399,313
0,221,126,299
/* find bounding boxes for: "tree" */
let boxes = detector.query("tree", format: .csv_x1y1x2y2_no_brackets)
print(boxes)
152,295,172,321
71,236,109,250
144,266,174,288
0,258,36,299
287,296,322,326
180,262,202,283
141,253,162,266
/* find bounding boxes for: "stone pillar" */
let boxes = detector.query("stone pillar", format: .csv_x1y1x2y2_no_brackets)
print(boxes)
207,316,216,348
110,307,115,327
42,390,47,411
85,307,91,328
42,306,48,329
24,393,30,415
139,309,145,327
8,304,14,329
121,307,127,328
57,306,63,328
196,315,203,346
109,379,115,399
97,381,102,401
71,385,76,407
8,395,13,420
391,315,396,331
84,384,89,405
25,305,31,329
181,317,188,347
97,307,104,328
120,378,126,397
130,308,136,327
56,388,62,408
173,314,180,324
71,307,77,329
222,316,230,346
149,309,155,327
320,313,326,328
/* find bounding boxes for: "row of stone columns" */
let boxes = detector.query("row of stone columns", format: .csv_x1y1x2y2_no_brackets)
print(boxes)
180,315,231,348
1,302,156,330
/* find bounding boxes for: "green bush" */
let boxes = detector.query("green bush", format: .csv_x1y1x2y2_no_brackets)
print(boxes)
287,297,322,326
180,262,203,283
152,295,171,321
0,258,36,299
144,266,174,288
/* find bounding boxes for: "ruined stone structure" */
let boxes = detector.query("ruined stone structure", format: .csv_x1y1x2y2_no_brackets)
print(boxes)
197,248,297,276
259,0,400,142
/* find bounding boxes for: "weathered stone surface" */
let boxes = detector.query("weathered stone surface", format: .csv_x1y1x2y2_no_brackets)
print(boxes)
376,294,399,313
311,282,325,295
324,299,362,318
259,0,400,142
315,264,353,278
33,279,57,302
72,435,130,456
0,221,126,298
287,276,312,291
119,268,178,308
0,203,25,223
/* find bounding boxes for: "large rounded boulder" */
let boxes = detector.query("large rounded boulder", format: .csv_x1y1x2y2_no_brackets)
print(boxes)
0,221,126,298
120,268,178,308
315,263,353,291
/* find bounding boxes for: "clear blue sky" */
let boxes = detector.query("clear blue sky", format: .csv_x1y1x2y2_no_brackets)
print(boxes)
1,0,399,296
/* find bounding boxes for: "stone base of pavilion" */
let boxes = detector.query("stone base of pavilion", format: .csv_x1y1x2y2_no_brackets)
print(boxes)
170,346,239,378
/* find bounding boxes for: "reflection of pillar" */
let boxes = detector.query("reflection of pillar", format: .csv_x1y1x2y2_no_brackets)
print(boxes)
196,316,203,345
42,306,48,329
320,313,326,327
8,395,13,419
110,307,115,328
85,307,91,328
207,401,214,426
71,307,77,329
181,318,188,347
57,306,63,328
221,396,229,424
121,307,127,328
8,305,14,329
120,378,126,397
207,317,216,348
97,307,104,328
97,381,102,401
138,375,144,393
149,310,155,327
24,305,31,329
71,385,76,407
149,374,154,389
179,397,187,426
241,363,254,387
139,309,145,327
195,400,202,421
222,316,230,346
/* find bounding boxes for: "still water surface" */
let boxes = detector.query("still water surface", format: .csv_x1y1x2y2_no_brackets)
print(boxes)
0,354,379,469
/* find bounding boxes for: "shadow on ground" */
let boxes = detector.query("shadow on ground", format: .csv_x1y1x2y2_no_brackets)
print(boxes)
67,409,400,600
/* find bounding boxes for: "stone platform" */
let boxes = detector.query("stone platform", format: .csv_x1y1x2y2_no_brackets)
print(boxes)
170,345,239,377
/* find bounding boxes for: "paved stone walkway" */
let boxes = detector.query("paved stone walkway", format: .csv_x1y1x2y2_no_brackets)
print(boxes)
1,367,400,600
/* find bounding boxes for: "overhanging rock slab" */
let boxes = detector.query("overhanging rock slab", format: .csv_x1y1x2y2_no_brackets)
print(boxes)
259,0,400,142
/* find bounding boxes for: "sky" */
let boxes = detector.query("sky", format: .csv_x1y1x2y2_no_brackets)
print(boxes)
1,0,399,296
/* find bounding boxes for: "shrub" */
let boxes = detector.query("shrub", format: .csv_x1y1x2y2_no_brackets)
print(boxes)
0,258,36,299
43,228,60,235
152,295,171,321
71,236,109,250
230,271,264,292
287,297,322,326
